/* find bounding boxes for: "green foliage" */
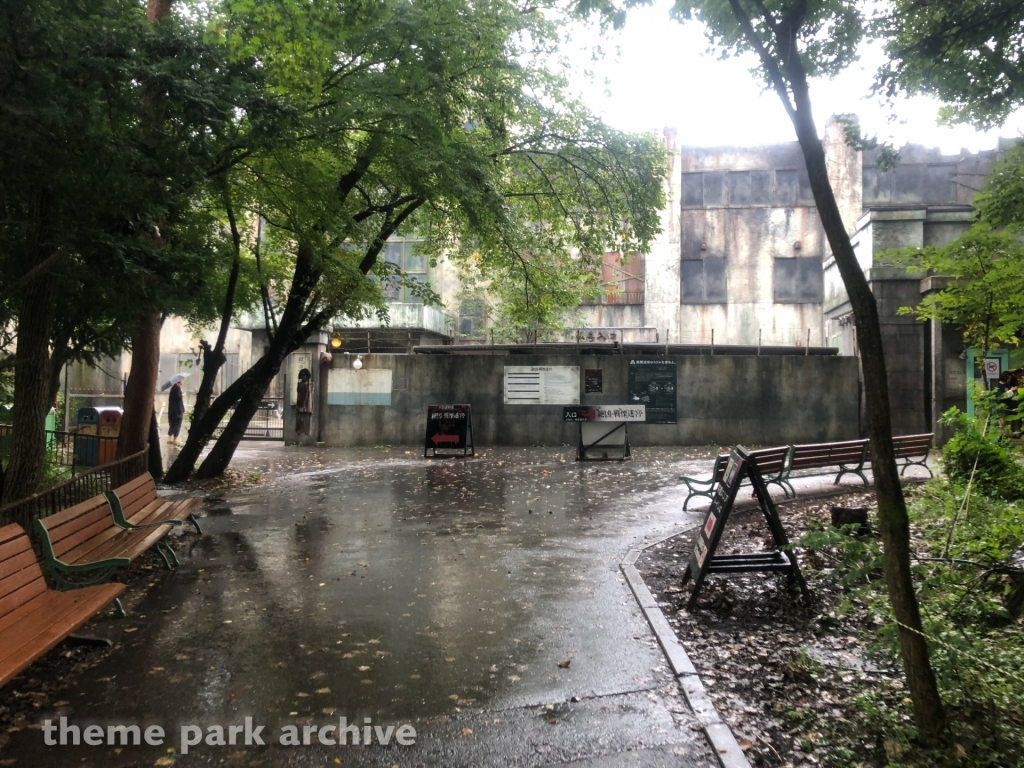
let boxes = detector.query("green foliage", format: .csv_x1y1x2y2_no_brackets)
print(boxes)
876,0,1024,130
800,521,883,586
887,225,1024,353
972,141,1024,230
939,407,1024,500
808,480,1024,767
206,0,668,332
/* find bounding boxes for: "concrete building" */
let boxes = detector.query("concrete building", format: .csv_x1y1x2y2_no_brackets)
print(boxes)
64,116,1007,447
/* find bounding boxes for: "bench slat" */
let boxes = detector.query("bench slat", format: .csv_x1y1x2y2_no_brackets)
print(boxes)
0,582,125,688
74,525,172,565
0,568,48,618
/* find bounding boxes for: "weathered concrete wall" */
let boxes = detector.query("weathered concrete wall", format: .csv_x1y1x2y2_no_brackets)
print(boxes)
318,352,860,447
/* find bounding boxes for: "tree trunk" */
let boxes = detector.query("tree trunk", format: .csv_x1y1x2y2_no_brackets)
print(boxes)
165,242,323,482
784,76,947,739
2,273,57,504
117,310,163,458
147,409,163,480
190,184,243,429
195,353,288,479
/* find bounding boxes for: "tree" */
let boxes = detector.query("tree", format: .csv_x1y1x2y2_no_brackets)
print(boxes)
575,0,947,741
162,0,667,481
0,0,263,501
894,226,1024,354
876,0,1024,130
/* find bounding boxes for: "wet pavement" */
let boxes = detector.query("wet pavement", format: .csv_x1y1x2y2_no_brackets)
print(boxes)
3,445,726,767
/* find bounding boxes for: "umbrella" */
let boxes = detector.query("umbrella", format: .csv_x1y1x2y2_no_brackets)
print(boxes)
160,373,190,391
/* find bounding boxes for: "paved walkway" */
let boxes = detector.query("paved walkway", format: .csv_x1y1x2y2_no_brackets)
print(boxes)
6,445,732,767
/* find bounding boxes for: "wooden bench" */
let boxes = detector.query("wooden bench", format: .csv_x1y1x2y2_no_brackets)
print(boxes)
0,523,125,688
680,453,729,510
105,473,203,535
679,445,792,509
34,495,180,590
776,439,870,498
892,433,934,478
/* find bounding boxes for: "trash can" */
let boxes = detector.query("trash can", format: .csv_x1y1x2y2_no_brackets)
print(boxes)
97,407,123,465
75,407,101,467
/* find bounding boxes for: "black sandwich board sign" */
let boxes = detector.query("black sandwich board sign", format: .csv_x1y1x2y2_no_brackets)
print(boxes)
627,359,676,423
424,404,474,458
681,445,809,609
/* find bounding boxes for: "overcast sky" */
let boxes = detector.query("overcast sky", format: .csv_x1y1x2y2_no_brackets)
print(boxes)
558,0,1024,154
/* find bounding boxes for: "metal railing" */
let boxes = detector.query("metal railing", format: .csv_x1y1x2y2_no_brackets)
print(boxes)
0,426,119,473
0,447,149,531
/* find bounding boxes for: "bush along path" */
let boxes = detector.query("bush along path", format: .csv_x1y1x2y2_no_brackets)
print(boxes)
639,479,1023,768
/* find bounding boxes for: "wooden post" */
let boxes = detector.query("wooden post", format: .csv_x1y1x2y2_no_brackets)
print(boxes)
711,328,715,356
806,328,810,355
758,328,762,356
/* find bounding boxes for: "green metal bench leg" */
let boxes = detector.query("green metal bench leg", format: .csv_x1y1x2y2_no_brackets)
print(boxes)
113,598,126,618
682,484,715,510
899,457,933,478
154,541,180,569
834,465,869,486
189,514,203,535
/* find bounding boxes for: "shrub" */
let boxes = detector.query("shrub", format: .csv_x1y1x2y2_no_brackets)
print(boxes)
939,407,1024,499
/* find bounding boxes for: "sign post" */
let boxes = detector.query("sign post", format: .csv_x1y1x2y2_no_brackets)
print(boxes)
563,405,645,461
424,404,474,458
681,445,809,609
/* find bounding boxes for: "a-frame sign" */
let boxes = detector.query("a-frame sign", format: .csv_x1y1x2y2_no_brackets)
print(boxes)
681,445,809,610
424,404,475,458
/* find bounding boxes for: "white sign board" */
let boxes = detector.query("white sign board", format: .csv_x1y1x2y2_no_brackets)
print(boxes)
504,366,580,405
328,369,393,406
581,421,627,447
984,358,1001,379
592,405,645,422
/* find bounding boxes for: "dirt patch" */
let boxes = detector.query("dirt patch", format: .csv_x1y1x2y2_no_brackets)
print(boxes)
639,491,904,768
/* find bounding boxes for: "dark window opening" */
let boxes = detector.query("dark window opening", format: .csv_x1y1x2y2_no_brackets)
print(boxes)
774,257,823,303
680,258,727,304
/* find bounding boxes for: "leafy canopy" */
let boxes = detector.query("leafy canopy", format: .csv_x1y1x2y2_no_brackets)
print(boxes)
876,0,1024,129
209,0,667,333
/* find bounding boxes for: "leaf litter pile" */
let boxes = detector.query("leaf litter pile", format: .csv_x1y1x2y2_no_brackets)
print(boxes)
638,491,910,768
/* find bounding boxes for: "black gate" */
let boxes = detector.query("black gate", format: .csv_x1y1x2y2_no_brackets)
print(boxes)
241,397,284,440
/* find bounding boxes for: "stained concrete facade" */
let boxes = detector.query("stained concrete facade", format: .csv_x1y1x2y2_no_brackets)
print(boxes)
309,350,860,447
823,137,1005,437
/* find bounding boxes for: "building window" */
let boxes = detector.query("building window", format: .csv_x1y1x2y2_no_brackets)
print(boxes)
680,258,727,304
581,252,645,305
382,237,428,303
459,300,486,338
774,257,824,303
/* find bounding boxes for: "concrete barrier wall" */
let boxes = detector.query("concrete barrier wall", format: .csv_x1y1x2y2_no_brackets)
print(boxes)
317,352,860,447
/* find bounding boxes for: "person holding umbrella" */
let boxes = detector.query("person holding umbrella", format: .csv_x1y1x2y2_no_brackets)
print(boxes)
161,373,189,444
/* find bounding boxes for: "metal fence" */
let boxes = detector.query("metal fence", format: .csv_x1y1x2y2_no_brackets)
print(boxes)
0,426,119,473
0,446,149,531
244,397,284,440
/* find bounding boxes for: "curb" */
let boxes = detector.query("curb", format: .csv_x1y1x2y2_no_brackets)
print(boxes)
622,530,752,768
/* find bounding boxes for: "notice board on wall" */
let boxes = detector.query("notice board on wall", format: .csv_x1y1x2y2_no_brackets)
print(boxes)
503,366,580,405
627,359,677,423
